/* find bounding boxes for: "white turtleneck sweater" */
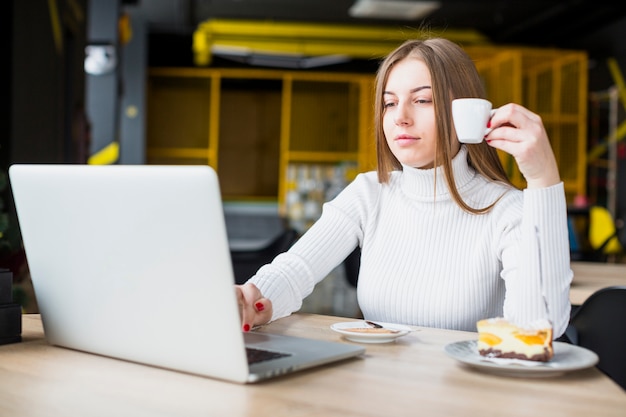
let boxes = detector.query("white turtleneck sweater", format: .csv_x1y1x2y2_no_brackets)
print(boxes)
249,146,573,337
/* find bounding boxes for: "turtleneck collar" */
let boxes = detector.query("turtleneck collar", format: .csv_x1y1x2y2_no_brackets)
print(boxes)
399,145,476,199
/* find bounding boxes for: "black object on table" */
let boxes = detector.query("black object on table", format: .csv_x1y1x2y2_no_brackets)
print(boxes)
0,268,22,345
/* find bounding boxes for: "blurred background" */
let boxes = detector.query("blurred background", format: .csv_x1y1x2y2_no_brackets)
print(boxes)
3,0,626,315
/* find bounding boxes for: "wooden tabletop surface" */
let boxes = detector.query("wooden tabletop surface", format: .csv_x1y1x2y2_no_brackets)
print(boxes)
0,313,623,417
570,261,626,305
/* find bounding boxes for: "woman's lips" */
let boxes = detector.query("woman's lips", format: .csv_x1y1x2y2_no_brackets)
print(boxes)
394,134,419,146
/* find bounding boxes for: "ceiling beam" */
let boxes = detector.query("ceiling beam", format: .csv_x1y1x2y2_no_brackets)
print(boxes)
192,19,490,66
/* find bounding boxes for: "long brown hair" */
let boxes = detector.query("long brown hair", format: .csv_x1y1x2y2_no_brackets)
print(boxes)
374,38,514,214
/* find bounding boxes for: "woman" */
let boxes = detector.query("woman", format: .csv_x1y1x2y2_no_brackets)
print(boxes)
236,37,573,337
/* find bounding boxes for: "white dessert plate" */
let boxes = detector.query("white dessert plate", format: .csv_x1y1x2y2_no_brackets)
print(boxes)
444,340,599,378
331,321,412,344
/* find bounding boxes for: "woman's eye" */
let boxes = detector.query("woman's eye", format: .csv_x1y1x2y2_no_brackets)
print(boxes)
414,98,432,104
383,102,396,108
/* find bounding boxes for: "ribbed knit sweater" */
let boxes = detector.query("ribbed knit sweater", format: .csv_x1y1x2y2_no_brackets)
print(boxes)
249,146,573,337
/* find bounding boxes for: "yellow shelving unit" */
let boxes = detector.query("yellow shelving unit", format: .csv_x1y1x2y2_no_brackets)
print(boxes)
147,67,374,210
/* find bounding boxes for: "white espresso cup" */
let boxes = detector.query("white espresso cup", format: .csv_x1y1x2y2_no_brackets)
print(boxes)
451,98,495,144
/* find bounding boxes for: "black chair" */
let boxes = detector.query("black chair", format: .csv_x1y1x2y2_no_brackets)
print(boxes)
564,285,626,390
230,228,299,285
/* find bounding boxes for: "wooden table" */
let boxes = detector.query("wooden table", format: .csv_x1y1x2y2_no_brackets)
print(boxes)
0,314,624,417
570,261,626,305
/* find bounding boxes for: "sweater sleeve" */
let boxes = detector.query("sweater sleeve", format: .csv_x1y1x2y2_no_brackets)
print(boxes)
500,182,573,337
247,173,375,321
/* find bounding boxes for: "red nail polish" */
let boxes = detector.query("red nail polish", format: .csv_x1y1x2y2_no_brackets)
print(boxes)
487,120,491,128
243,324,250,332
255,302,265,311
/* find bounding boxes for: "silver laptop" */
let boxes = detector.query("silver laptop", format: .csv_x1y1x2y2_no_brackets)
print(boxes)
9,164,364,383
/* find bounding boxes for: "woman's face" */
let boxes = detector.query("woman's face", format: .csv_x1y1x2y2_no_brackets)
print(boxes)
382,57,439,169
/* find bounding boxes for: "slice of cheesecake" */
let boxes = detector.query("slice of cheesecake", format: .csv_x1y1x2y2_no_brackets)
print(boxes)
476,317,554,362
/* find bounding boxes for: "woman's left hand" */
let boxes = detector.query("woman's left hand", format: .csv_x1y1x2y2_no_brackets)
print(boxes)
484,103,561,189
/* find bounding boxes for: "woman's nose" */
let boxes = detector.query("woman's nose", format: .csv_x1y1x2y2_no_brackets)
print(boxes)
394,103,412,125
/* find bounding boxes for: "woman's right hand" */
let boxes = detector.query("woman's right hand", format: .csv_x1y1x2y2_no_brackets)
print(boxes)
235,283,273,332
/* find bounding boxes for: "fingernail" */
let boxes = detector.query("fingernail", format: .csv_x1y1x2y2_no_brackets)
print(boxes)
255,302,265,311
243,324,250,332
487,120,491,128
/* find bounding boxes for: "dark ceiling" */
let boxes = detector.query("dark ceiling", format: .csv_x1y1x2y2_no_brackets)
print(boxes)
130,0,626,69
133,0,626,47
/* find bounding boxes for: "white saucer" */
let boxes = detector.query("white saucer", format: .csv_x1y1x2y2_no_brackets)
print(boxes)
331,321,412,344
444,340,599,378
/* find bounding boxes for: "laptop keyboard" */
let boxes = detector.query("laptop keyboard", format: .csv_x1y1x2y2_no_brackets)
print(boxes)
246,347,291,364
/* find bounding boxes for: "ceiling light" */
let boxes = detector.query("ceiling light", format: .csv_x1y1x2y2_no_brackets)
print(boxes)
211,45,351,69
349,0,441,20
